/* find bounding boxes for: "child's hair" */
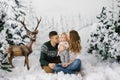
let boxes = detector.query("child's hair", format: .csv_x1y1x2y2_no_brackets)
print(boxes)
49,31,58,38
61,32,67,36
61,32,68,41
69,30,82,54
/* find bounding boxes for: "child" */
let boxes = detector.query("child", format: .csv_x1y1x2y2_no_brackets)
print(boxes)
58,32,69,66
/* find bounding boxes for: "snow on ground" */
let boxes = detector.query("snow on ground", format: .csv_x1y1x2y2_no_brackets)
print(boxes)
0,23,120,80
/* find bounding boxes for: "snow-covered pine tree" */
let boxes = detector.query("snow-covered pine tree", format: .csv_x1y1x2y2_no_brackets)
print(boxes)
88,6,120,62
6,0,29,46
0,0,31,72
115,11,120,35
0,1,12,72
114,5,120,62
0,11,11,72
115,0,120,35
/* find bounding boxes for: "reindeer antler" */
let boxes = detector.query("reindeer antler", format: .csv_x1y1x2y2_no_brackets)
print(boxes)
20,17,31,33
34,16,42,31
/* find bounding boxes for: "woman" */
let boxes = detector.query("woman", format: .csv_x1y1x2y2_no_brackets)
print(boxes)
53,30,82,74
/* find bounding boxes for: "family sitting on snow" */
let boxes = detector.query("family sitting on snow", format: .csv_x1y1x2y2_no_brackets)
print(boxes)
39,30,82,74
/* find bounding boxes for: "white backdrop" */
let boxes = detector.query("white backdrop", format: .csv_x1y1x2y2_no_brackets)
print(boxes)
31,0,111,17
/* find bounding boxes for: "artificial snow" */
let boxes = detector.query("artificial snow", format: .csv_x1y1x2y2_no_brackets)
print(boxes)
0,23,120,80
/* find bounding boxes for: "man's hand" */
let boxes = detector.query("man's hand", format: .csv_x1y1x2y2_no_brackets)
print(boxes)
48,63,56,69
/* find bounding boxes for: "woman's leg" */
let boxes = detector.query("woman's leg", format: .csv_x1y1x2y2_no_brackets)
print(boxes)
53,64,73,74
53,59,81,74
66,59,81,72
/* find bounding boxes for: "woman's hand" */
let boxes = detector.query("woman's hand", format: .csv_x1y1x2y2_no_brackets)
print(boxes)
62,63,70,67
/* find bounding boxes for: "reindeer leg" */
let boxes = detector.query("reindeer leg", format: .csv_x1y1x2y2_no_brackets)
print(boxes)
8,55,14,68
25,56,30,70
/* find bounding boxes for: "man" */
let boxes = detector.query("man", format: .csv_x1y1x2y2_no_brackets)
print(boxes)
39,31,61,73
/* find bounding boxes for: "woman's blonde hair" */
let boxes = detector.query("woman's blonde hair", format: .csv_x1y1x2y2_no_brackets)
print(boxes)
69,30,82,54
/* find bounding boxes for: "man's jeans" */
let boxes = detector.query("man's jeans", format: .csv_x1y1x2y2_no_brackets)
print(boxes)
53,59,81,74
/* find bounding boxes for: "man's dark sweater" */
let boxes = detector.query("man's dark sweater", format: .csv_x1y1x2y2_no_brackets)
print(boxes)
40,41,60,66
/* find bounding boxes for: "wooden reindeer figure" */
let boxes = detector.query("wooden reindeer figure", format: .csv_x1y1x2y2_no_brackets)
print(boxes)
6,17,41,70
